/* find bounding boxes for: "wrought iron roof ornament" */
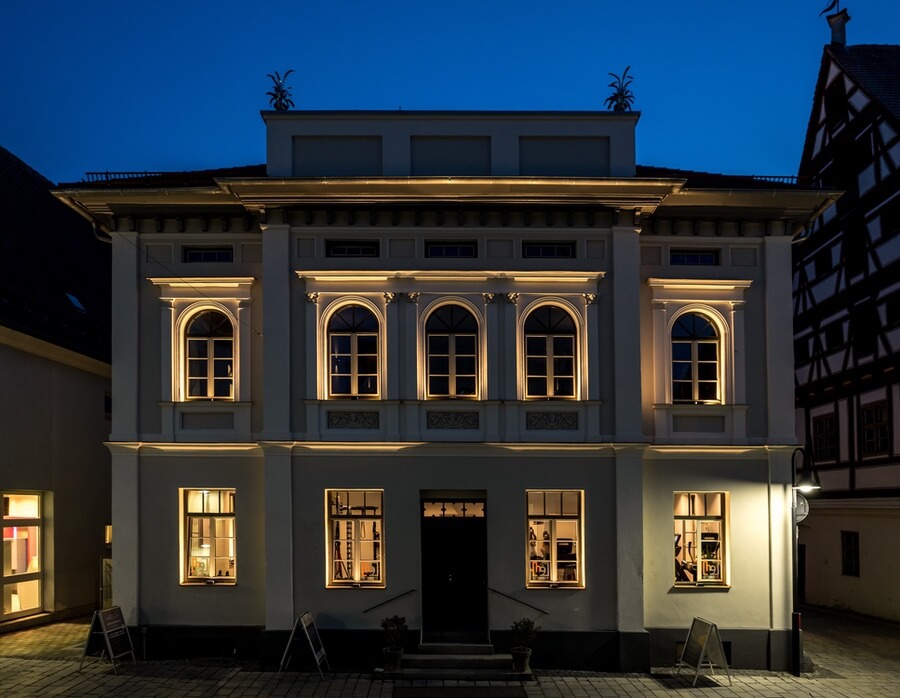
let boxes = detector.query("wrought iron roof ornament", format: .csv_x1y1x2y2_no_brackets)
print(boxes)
820,0,840,15
267,70,295,111
604,66,635,112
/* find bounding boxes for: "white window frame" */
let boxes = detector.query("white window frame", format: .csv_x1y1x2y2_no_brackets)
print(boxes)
180,488,236,585
149,277,254,403
326,489,384,588
321,299,385,400
419,298,485,400
526,489,584,589
673,491,729,587
1,492,43,620
517,299,585,401
183,309,235,401
671,311,722,405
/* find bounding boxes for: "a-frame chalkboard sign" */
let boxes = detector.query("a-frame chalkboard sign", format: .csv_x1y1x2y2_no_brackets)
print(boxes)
278,611,330,678
677,617,732,686
79,606,136,674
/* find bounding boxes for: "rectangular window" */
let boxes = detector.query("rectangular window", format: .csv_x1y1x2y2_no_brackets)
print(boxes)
670,249,720,266
813,414,838,461
183,489,236,584
182,247,234,263
841,530,860,577
527,490,582,588
2,493,42,619
325,240,380,258
327,490,383,587
674,492,727,586
425,240,477,258
860,402,889,456
522,241,576,259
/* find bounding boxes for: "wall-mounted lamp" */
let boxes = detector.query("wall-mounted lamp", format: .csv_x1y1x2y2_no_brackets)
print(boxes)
792,447,821,494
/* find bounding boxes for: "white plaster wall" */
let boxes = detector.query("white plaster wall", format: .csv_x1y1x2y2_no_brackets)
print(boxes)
800,505,900,622
643,454,792,629
288,447,618,634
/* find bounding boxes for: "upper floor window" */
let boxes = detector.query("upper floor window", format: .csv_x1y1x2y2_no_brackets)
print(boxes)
860,402,889,456
185,310,234,400
182,246,233,263
670,249,720,266
426,304,478,399
328,304,379,398
425,240,477,258
671,312,720,404
523,241,576,259
325,240,380,258
524,306,576,399
813,413,838,461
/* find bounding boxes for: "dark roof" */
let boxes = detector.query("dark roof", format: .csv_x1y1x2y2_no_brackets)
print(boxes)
59,164,267,190
0,146,111,363
828,44,900,123
635,165,816,189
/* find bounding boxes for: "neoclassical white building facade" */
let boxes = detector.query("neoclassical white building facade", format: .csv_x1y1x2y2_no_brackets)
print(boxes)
57,110,838,669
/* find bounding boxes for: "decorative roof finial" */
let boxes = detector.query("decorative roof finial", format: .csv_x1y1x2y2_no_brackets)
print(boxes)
266,70,295,111
819,0,840,16
604,66,635,112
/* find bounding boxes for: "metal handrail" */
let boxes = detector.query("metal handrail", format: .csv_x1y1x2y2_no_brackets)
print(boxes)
487,587,548,616
362,588,416,614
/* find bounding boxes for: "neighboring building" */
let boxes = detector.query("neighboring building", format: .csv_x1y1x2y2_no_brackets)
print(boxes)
56,110,837,670
0,147,111,628
793,10,900,622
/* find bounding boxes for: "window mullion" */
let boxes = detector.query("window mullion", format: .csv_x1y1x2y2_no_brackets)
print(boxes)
448,334,457,396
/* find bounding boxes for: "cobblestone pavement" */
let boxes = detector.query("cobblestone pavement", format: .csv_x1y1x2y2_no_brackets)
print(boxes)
0,606,898,697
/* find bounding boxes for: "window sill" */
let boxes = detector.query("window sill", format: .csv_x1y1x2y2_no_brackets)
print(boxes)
181,580,236,586
326,582,386,589
672,583,730,591
526,583,584,590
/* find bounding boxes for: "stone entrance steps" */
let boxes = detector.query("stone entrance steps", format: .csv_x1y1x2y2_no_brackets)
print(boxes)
375,643,532,681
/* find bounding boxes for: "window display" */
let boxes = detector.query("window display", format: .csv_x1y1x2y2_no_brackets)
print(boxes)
326,490,383,587
674,492,727,586
183,489,235,584
526,490,583,588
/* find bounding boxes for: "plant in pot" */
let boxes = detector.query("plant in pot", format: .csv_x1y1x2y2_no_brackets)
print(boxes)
510,617,540,673
381,615,407,671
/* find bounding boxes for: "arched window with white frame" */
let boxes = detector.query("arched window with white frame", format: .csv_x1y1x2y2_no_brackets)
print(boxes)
425,303,479,399
328,304,380,398
524,305,577,399
184,309,234,400
671,311,721,404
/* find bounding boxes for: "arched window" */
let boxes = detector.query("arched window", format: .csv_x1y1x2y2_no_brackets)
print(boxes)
671,312,720,404
426,304,478,398
524,306,576,399
185,310,234,400
328,304,379,398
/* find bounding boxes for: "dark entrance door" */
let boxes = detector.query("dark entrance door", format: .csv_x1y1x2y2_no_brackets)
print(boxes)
420,499,488,643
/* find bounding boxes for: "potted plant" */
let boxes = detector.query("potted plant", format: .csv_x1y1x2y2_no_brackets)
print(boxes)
381,615,407,671
510,617,540,672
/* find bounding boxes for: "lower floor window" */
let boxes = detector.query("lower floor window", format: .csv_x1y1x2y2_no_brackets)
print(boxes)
183,488,236,584
327,490,384,587
2,492,42,618
841,530,860,577
674,492,727,586
526,490,583,588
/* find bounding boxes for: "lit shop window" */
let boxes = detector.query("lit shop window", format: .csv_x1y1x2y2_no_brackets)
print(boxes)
526,490,583,588
327,490,383,587
674,492,727,586
183,489,236,584
2,493,42,618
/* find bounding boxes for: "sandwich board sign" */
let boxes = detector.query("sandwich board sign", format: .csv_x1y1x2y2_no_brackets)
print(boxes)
79,606,136,674
677,617,732,686
278,611,330,677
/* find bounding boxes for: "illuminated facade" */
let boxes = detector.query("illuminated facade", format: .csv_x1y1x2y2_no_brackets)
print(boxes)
793,12,900,622
1,146,111,627
56,111,837,669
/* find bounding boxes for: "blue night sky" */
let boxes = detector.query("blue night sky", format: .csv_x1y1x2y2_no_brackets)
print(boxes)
2,1,897,185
